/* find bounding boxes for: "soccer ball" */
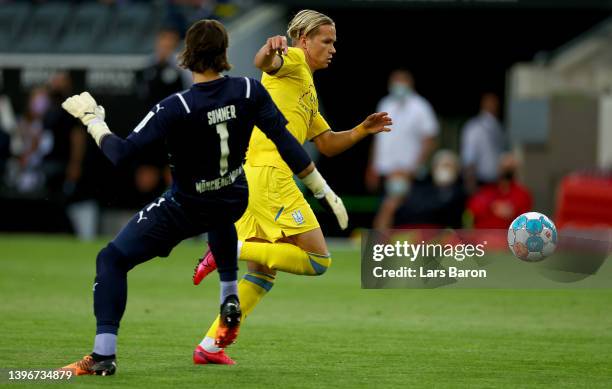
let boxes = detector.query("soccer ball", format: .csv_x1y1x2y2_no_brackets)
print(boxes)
507,212,557,262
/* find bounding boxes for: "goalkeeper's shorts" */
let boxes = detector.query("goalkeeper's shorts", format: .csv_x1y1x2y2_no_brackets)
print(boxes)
235,163,320,242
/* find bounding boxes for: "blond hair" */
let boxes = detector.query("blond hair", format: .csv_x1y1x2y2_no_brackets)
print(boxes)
287,9,334,43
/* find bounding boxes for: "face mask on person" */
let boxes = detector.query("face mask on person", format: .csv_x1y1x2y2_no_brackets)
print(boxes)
433,167,457,186
389,83,412,99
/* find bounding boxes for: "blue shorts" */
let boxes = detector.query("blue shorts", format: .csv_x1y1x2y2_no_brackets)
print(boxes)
111,178,247,262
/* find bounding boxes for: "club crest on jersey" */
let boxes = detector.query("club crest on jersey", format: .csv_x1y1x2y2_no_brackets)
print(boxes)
292,210,305,225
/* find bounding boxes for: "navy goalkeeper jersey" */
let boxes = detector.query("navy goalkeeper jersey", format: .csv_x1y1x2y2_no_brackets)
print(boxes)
101,76,310,199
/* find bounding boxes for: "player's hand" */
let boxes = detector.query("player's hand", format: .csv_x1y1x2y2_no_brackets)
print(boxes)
319,187,348,230
301,168,349,230
265,35,288,56
62,92,105,126
62,91,110,147
360,112,393,135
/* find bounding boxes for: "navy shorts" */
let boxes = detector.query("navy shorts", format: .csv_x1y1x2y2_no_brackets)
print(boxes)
111,179,248,262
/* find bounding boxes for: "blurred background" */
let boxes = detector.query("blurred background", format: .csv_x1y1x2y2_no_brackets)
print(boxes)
0,0,611,240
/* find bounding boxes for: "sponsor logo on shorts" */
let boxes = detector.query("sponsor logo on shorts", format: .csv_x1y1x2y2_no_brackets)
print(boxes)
292,210,305,225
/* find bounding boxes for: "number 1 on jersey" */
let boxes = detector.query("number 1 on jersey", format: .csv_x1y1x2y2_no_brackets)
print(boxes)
216,123,229,176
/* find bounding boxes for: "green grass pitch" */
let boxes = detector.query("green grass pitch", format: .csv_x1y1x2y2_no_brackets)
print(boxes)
1,235,611,388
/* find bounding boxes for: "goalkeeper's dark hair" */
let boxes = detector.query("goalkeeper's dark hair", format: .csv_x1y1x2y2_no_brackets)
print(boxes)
179,19,231,74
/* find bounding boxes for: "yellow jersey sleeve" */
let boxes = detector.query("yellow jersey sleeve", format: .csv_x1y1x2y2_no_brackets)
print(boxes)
267,48,304,78
307,111,331,140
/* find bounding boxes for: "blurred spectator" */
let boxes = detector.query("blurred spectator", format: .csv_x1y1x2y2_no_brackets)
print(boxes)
366,69,438,229
139,28,190,109
42,72,83,196
132,163,171,206
467,153,532,229
5,87,53,193
43,72,99,240
394,150,465,229
0,91,17,184
461,93,506,193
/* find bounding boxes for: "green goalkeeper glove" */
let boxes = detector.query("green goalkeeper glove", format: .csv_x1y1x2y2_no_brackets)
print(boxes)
301,168,349,230
62,91,111,146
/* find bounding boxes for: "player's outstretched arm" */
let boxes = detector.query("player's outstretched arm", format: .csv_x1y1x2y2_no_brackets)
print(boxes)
254,35,287,73
313,112,393,157
62,92,138,166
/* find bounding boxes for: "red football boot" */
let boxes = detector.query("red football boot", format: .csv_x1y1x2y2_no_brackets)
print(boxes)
193,345,235,365
193,247,218,285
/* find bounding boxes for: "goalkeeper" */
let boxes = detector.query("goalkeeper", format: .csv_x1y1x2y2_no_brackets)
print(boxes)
192,9,392,364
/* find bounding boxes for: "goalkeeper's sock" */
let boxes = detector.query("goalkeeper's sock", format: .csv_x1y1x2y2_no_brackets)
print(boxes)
93,333,117,357
200,271,275,353
219,281,238,305
239,242,332,276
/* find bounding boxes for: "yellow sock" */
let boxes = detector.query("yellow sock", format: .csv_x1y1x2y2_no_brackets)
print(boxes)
205,272,275,339
239,242,332,276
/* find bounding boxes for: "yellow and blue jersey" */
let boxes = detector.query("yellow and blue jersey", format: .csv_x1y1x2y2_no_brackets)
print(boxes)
246,47,330,172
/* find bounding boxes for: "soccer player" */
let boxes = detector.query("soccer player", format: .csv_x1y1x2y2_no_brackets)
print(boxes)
192,9,392,363
59,19,344,375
